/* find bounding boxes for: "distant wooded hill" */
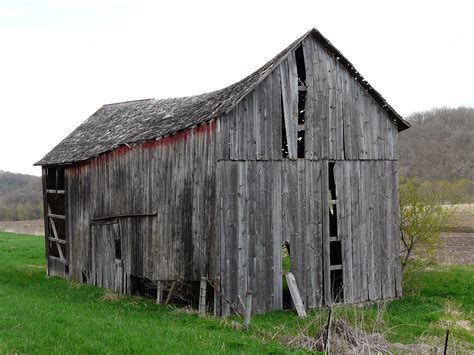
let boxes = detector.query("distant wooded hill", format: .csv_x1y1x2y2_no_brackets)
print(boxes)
399,107,473,181
0,170,42,221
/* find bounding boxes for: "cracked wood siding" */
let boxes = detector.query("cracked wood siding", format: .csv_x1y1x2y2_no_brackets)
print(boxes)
66,121,218,288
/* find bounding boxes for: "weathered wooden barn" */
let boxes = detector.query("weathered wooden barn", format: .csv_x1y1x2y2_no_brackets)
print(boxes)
35,28,410,315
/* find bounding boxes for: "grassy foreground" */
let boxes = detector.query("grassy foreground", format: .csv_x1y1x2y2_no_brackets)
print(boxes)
0,231,473,353
0,232,291,354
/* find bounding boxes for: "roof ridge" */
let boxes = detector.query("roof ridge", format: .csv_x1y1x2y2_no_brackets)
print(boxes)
102,98,154,106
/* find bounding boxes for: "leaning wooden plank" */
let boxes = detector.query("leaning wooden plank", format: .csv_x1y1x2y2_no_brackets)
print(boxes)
271,69,283,160
280,58,297,159
48,213,66,220
286,272,307,318
302,38,315,160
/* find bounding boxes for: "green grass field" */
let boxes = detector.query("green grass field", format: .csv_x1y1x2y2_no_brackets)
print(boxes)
0,231,472,353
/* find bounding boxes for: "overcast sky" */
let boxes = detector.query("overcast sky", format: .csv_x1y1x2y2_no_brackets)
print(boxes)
1,0,473,176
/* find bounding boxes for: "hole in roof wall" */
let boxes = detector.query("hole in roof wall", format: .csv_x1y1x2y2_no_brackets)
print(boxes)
298,91,306,125
281,93,289,159
297,130,305,159
295,45,307,87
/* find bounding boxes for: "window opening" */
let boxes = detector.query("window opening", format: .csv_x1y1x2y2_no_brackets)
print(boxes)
114,235,122,260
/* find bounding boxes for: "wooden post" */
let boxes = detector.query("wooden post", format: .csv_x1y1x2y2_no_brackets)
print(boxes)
156,281,163,305
324,307,333,352
243,291,253,330
164,281,176,306
199,277,207,316
286,272,307,318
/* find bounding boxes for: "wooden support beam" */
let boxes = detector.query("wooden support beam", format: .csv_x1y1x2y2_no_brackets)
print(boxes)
46,189,65,194
164,281,176,306
49,255,68,264
329,265,342,271
48,213,66,220
156,281,163,305
243,291,253,330
48,237,66,245
91,212,157,223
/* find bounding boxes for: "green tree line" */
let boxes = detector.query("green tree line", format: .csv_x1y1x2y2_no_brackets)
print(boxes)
0,171,43,221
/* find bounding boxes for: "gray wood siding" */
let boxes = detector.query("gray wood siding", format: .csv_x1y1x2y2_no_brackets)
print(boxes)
214,34,402,314
65,122,218,287
217,36,398,161
218,160,401,314
217,160,326,315
334,161,402,304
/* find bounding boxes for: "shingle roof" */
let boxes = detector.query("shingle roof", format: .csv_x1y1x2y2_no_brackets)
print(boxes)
35,28,409,166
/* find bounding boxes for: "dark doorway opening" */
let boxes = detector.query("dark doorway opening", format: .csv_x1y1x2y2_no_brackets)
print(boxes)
282,242,292,309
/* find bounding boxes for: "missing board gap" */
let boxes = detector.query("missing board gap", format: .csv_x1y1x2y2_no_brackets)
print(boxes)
281,92,289,158
298,91,306,125
329,204,338,237
295,45,307,87
295,44,306,159
330,241,342,265
297,130,305,159
328,162,336,200
282,242,292,309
